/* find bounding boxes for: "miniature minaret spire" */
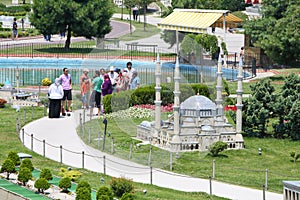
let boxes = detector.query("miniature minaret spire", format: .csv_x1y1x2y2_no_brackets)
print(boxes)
154,53,162,138
173,57,181,136
215,54,224,121
236,56,243,134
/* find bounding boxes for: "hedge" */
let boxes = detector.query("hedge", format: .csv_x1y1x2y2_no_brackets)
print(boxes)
103,83,210,113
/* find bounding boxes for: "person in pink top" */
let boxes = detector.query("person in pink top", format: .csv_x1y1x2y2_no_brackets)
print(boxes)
59,68,72,115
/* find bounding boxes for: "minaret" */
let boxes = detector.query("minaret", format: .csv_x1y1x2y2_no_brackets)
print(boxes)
215,54,224,122
236,56,243,134
154,54,162,139
173,57,181,136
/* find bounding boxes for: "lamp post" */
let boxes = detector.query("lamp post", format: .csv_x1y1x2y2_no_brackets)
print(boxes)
121,0,124,20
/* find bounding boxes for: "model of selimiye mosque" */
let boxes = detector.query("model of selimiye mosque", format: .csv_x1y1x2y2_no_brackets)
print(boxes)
137,54,244,152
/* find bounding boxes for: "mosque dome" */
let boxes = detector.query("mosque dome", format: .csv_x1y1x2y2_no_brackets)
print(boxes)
180,95,216,110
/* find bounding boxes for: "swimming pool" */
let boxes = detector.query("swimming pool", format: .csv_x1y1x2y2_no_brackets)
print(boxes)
0,58,248,86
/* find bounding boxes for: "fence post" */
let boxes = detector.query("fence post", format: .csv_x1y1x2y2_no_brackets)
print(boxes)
80,113,83,136
43,140,45,157
88,129,91,144
212,159,215,179
150,166,153,185
31,105,34,120
148,145,152,166
129,142,132,159
111,137,115,154
83,109,85,124
23,110,26,123
170,152,173,171
262,185,266,200
16,117,19,133
60,145,63,163
31,134,33,151
103,155,106,175
82,151,85,169
98,131,100,148
22,128,24,144
265,169,268,190
209,176,212,195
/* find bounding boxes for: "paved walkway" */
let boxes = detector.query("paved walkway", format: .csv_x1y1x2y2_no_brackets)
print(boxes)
20,109,282,200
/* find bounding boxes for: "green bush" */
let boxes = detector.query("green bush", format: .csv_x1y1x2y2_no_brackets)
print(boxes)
103,83,210,113
1,159,16,179
96,186,113,200
7,151,20,166
40,168,53,181
120,192,135,200
76,187,91,200
34,178,50,194
290,151,300,162
17,167,32,186
20,158,34,171
41,78,51,86
208,141,228,157
110,177,134,197
76,180,91,193
59,177,72,192
59,167,82,181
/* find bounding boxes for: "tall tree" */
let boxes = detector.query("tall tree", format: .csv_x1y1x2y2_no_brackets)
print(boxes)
287,100,300,140
244,0,300,66
30,0,114,49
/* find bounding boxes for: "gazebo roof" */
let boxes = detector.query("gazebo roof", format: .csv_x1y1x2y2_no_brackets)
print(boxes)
158,9,243,33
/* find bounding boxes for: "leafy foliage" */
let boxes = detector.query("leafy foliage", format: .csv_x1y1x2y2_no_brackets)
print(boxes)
76,187,91,200
244,0,300,66
59,177,72,192
110,177,134,197
17,167,32,186
7,151,20,166
290,151,300,163
208,141,228,157
20,158,34,172
59,167,82,181
96,186,113,200
40,168,53,181
34,178,50,194
30,0,114,49
76,180,91,193
1,159,16,179
120,192,135,200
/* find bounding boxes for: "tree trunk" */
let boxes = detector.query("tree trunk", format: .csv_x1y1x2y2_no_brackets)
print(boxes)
64,25,71,49
6,173,9,180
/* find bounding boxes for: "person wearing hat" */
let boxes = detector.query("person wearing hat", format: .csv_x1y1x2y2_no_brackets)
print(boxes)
108,66,118,92
79,68,91,109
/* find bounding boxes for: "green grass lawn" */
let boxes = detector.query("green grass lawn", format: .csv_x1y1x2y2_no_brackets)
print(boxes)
0,105,227,200
80,115,300,194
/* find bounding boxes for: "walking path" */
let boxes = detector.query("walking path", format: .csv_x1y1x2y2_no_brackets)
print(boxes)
20,109,282,200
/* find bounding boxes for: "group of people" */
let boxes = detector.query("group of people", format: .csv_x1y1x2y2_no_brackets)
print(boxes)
47,62,140,118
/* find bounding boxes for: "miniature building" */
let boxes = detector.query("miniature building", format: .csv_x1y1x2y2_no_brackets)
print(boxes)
137,95,244,152
283,181,300,200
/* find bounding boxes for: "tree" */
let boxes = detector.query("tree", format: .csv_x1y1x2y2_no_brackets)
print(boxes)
1,159,16,179
18,167,32,186
76,187,91,200
136,0,157,31
110,177,134,197
96,186,113,200
160,30,186,48
34,178,50,194
287,100,300,140
7,151,20,166
76,180,91,193
59,177,72,192
20,158,34,172
208,141,228,156
244,0,300,66
30,0,114,49
40,168,53,181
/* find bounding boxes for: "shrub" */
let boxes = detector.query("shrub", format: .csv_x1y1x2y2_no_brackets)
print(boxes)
59,167,82,181
59,177,71,192
110,177,134,197
96,186,113,200
41,78,51,86
120,192,135,200
76,187,91,200
209,141,228,157
1,159,16,179
7,151,20,166
17,167,32,186
0,98,7,108
34,178,50,193
40,168,53,181
76,180,91,193
20,158,34,171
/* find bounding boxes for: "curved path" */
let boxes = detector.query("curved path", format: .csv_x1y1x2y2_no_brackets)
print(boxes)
20,109,282,200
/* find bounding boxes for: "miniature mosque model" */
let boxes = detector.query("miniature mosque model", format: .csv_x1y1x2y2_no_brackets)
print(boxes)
137,55,244,152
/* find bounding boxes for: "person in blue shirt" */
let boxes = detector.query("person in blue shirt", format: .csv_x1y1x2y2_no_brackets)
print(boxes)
130,71,140,90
